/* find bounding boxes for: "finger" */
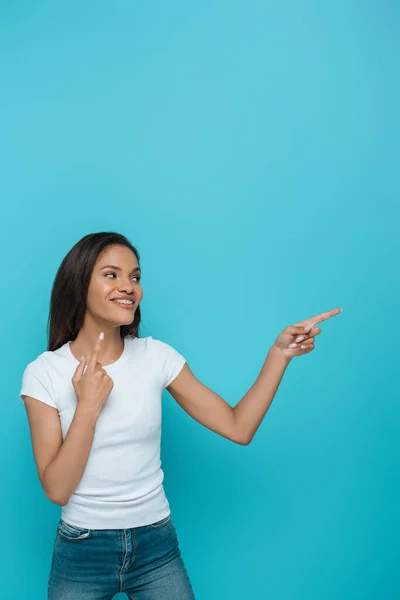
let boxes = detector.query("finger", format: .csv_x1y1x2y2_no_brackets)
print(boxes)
287,343,315,356
294,308,342,327
288,337,315,349
297,336,315,345
285,325,321,342
300,344,314,354
72,355,86,381
285,325,321,336
285,325,312,335
300,341,314,350
88,332,104,371
294,330,320,343
95,361,105,373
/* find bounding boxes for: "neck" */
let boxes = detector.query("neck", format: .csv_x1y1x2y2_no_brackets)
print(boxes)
70,316,124,366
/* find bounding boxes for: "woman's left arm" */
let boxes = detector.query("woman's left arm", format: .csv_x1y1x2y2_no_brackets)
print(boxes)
167,308,342,445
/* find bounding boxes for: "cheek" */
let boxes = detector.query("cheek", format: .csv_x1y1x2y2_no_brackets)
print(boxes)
86,280,113,310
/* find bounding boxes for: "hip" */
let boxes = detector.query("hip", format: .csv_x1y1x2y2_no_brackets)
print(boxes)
49,515,195,599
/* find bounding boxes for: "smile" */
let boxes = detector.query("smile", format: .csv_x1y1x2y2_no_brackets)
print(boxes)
111,299,135,309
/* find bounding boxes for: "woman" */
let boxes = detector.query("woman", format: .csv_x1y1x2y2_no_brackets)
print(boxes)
20,231,341,599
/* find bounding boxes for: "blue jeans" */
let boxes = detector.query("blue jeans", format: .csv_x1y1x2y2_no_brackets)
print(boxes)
48,515,195,599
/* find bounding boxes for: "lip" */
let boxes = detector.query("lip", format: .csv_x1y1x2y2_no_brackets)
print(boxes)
111,299,135,310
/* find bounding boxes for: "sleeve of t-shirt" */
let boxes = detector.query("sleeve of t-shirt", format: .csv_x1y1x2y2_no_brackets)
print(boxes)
19,357,57,409
151,338,186,388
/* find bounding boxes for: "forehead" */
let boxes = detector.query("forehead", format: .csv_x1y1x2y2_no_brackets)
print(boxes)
96,245,139,269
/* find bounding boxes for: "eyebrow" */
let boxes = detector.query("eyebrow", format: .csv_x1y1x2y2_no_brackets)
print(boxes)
100,265,141,274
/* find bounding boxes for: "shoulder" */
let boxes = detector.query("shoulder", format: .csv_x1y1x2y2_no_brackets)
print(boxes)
125,335,177,352
20,348,62,408
22,351,53,376
131,336,183,357
21,345,66,377
127,336,186,388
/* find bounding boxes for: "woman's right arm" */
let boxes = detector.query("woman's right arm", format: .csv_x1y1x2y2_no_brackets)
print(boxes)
22,333,113,506
23,399,100,505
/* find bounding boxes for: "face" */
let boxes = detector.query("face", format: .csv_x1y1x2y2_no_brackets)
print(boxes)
85,244,143,328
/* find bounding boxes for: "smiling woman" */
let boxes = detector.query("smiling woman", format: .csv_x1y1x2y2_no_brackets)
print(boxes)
19,231,341,599
20,232,196,599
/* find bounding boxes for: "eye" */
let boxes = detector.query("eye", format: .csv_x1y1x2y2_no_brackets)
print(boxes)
105,272,141,282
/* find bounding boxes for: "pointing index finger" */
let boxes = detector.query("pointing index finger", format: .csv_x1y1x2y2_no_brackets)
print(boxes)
294,308,342,327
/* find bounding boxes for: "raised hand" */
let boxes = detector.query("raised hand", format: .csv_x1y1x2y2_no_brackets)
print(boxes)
273,308,342,360
72,332,114,416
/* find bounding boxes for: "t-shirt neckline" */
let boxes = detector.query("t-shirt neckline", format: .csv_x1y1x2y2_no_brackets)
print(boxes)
66,337,135,371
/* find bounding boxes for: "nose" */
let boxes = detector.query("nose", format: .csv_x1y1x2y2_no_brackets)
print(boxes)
118,276,135,294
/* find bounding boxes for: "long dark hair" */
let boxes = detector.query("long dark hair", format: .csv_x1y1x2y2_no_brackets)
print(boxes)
47,232,141,351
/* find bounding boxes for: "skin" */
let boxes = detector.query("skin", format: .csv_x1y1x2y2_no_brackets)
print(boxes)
69,244,144,367
23,244,342,505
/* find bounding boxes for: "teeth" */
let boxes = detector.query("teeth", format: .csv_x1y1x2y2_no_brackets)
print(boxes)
113,299,133,304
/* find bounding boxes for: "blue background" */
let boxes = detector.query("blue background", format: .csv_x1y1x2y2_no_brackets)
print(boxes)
1,1,399,598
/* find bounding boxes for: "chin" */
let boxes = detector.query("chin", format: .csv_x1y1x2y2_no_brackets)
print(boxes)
119,313,136,326
100,313,135,329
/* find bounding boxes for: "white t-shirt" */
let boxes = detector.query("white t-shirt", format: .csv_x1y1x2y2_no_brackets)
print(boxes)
19,336,186,529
